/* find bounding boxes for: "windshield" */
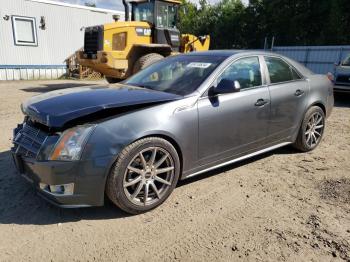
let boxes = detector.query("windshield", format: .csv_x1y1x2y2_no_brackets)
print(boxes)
133,2,154,23
125,55,226,96
342,55,350,66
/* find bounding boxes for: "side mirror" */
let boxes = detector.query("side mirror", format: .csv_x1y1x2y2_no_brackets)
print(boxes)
210,79,240,96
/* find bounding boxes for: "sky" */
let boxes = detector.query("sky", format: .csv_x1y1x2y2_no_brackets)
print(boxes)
55,0,249,11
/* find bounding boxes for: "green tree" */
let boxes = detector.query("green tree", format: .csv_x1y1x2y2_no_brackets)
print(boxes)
178,0,350,49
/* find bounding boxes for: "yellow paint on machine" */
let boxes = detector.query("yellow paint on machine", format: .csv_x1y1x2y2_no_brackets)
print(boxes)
76,1,210,80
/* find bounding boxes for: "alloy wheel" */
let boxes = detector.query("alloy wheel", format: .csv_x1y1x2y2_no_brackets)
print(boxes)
305,112,324,148
123,147,175,206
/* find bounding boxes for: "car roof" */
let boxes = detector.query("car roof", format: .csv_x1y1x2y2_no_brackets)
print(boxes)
185,50,314,76
186,49,279,57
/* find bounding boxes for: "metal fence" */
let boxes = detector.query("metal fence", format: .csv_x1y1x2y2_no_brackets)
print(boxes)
271,45,350,74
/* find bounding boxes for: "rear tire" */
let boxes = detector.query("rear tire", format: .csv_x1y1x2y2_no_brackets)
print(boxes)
105,77,122,84
293,106,325,152
106,137,180,214
133,53,164,74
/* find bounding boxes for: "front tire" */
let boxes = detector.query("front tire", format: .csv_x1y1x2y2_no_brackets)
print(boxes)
133,53,164,74
106,137,180,214
293,106,325,152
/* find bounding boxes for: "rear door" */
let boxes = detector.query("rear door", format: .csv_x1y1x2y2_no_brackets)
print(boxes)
263,56,309,141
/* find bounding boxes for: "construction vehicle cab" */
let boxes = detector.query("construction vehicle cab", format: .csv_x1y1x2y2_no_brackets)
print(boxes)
76,0,210,83
132,0,181,49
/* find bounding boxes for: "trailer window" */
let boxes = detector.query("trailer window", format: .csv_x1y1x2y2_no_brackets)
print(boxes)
12,16,38,46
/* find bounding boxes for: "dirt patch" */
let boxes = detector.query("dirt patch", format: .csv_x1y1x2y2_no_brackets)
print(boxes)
306,214,350,260
320,178,350,205
0,81,350,261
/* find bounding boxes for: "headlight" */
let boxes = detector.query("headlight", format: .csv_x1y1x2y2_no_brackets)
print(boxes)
49,125,95,161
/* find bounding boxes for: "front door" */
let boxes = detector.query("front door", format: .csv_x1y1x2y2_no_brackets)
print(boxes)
197,56,271,165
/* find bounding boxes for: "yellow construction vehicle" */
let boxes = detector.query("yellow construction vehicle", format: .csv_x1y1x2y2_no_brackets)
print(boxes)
76,0,210,83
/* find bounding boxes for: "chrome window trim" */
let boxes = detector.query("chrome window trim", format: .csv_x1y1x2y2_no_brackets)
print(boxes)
198,84,268,101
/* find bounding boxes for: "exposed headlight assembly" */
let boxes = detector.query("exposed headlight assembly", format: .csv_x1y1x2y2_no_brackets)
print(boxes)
49,125,95,161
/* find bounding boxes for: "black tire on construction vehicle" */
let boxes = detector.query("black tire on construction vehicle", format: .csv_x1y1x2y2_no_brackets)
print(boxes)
133,53,164,74
105,77,122,84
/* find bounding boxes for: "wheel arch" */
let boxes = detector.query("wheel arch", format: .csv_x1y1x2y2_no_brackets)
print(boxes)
293,101,327,152
104,132,184,192
129,44,173,58
293,101,327,143
126,44,172,76
139,133,183,176
309,101,326,116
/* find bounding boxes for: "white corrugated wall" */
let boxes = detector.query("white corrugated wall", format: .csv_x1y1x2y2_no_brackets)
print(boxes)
0,0,124,80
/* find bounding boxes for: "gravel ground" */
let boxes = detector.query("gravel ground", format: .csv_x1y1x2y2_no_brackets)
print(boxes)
0,80,349,262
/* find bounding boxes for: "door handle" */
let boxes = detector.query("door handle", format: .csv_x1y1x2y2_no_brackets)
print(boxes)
294,89,305,96
255,99,268,107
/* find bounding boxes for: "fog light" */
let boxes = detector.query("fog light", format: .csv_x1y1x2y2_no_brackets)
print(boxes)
39,183,74,195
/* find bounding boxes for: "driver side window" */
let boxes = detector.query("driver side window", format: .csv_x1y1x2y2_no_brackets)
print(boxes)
218,57,262,90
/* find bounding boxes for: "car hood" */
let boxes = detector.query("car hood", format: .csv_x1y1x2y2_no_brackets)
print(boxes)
22,84,182,128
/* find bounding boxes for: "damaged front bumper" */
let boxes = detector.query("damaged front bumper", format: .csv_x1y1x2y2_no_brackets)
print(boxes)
11,122,113,208
12,153,109,207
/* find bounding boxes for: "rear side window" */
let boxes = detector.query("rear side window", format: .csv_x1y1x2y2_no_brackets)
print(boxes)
265,57,301,83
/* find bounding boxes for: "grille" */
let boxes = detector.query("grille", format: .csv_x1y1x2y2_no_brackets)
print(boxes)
84,26,104,55
336,74,350,84
12,122,48,159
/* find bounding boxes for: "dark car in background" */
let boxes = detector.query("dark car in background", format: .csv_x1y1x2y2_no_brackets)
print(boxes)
12,51,334,214
334,54,350,91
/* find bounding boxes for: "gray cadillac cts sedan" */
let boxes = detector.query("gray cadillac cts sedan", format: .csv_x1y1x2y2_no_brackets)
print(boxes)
12,51,334,214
